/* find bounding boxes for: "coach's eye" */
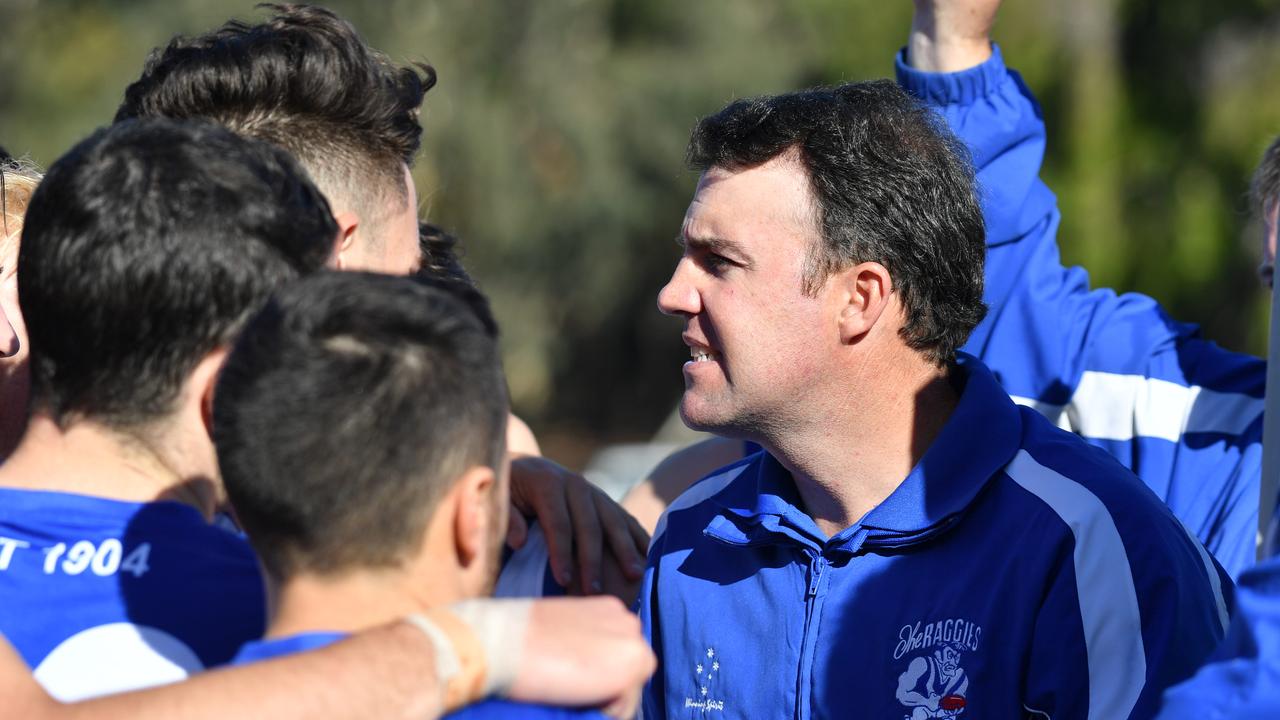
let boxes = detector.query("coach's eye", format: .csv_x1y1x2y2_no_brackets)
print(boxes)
703,253,732,274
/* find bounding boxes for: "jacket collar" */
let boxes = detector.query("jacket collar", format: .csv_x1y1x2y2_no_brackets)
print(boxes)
707,354,1023,553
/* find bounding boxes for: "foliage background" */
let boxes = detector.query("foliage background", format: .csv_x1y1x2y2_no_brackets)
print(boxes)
3,0,1280,465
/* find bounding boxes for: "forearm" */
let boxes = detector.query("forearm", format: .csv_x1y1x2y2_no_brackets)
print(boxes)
60,622,441,720
907,0,996,72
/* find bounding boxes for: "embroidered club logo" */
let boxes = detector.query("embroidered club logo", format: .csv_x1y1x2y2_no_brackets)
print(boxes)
683,646,725,713
893,619,981,719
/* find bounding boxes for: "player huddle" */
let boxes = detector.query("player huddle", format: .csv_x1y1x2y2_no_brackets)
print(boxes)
0,0,1276,718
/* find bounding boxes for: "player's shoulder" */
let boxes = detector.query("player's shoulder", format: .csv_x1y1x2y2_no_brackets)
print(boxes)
445,700,609,720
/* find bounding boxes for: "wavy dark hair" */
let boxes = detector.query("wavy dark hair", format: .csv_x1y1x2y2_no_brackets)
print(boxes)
688,80,987,366
414,222,497,335
116,4,435,231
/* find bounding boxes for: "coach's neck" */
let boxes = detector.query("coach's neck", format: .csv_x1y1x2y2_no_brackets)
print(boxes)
763,312,958,540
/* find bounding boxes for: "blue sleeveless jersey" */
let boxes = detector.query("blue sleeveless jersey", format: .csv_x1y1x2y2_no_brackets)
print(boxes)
0,488,265,700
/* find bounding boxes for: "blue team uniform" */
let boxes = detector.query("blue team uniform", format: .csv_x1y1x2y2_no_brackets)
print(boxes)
1154,555,1280,717
0,488,265,700
640,355,1232,719
896,47,1265,578
232,630,608,719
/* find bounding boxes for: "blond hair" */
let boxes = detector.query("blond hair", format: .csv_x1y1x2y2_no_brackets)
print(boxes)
2,157,43,241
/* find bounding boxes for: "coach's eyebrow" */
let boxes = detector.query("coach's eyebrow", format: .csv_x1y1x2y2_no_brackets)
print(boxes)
678,233,754,269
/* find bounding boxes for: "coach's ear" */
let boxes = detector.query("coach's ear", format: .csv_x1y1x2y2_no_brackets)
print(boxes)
194,347,231,440
331,210,360,270
835,261,893,345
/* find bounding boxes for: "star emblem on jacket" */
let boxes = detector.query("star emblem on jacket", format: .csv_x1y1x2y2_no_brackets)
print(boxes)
683,646,725,712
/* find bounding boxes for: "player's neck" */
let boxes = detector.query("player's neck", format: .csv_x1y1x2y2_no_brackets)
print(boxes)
766,349,957,538
267,566,466,639
0,413,222,520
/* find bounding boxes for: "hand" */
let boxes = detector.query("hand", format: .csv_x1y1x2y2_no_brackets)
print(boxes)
908,0,1001,72
509,597,655,717
507,455,650,598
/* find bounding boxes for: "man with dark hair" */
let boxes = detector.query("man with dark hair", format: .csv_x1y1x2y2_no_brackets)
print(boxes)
640,75,1231,718
0,118,336,700
118,4,649,597
116,3,428,274
626,0,1266,583
214,271,619,718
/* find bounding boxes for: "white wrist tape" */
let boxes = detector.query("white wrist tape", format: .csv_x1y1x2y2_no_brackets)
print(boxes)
404,598,532,711
448,597,532,696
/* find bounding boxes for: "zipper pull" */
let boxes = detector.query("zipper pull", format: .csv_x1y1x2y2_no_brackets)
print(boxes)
807,555,827,598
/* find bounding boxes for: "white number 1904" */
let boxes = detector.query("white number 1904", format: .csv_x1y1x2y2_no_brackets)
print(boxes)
42,540,151,578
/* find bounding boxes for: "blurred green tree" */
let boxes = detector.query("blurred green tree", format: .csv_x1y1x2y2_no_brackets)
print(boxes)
2,0,1278,461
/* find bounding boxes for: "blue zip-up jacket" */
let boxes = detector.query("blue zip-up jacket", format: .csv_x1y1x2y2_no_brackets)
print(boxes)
640,355,1232,720
897,47,1266,578
1155,556,1280,718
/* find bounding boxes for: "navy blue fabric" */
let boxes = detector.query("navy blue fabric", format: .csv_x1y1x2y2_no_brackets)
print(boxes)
0,488,265,698
234,631,608,719
895,46,1264,577
641,356,1231,720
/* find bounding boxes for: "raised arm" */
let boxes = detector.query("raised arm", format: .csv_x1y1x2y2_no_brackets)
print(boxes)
906,0,999,72
900,0,1265,578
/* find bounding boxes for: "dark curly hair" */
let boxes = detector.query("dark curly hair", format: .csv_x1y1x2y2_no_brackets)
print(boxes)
414,222,497,335
688,80,987,366
116,4,435,237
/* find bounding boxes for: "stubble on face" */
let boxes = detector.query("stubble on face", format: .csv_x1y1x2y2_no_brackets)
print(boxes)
667,155,834,438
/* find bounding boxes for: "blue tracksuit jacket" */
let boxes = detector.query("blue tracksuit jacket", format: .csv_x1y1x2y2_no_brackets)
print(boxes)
1155,555,1280,718
640,355,1232,720
898,47,1266,578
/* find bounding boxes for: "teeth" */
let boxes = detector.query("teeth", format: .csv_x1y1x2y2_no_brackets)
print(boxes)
690,349,715,362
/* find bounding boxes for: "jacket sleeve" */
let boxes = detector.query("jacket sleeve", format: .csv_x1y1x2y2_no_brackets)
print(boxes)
1156,556,1280,718
896,46,1265,578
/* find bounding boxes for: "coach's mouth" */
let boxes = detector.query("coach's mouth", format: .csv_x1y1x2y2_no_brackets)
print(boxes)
690,345,719,363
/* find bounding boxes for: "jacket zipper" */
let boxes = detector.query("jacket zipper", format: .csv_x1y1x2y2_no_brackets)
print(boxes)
796,551,829,720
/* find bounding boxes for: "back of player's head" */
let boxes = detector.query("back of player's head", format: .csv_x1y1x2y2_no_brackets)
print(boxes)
687,80,986,366
19,118,336,428
213,271,509,581
116,3,434,241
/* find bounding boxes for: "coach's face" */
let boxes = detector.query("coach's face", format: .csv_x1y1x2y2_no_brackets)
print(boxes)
658,154,839,436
